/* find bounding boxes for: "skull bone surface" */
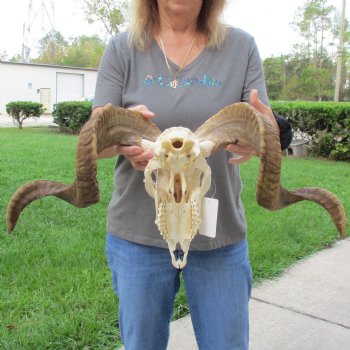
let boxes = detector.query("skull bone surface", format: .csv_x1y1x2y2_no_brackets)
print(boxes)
144,127,211,268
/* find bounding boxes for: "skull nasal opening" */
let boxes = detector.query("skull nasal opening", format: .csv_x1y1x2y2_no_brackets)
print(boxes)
172,140,183,149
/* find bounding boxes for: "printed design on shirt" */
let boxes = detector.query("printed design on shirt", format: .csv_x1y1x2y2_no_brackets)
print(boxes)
143,74,223,88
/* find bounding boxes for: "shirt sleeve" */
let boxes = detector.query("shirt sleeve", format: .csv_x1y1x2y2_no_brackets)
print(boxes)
241,37,269,106
240,37,293,149
93,36,126,108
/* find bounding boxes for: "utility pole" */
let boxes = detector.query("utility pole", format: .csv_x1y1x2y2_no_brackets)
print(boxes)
22,0,33,62
22,0,56,62
334,0,346,102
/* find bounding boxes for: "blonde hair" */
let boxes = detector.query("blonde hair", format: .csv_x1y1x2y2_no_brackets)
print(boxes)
128,0,227,50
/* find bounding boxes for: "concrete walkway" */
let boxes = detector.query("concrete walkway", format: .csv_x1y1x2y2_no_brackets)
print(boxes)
122,238,350,349
0,115,56,127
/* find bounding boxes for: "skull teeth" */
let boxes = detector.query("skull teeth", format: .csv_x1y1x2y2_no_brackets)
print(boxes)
156,201,168,240
175,259,187,269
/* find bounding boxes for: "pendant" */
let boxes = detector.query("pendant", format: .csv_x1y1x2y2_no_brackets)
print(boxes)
170,80,179,89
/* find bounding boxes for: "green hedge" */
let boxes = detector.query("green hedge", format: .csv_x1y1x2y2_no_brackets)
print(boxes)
5,101,45,129
52,101,93,134
50,100,349,161
271,101,350,161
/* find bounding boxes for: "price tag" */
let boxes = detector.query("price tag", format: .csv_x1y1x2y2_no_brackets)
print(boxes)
199,197,219,238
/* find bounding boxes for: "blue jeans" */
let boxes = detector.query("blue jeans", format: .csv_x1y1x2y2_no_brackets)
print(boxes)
106,233,252,350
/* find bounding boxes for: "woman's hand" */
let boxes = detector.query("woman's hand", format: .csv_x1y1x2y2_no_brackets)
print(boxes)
115,105,155,171
225,89,277,165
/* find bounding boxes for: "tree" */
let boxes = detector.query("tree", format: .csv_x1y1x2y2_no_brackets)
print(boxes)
266,0,342,101
298,65,334,100
282,75,301,101
6,102,45,129
334,0,346,101
30,32,105,68
263,0,350,101
63,35,106,68
34,30,68,65
339,50,350,100
263,56,287,100
82,0,128,38
8,54,23,63
0,50,7,60
292,0,335,68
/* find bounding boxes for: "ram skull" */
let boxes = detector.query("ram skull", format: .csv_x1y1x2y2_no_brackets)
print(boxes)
6,103,347,268
144,126,211,268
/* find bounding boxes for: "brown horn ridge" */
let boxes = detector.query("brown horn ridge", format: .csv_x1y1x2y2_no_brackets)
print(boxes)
195,102,347,238
6,104,162,233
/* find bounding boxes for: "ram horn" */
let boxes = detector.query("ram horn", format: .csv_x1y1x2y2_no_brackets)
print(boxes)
195,102,347,238
6,104,162,232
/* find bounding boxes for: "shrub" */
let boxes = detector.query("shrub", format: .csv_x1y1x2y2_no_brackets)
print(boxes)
52,101,92,134
330,143,350,161
312,131,337,157
271,101,350,160
5,101,45,129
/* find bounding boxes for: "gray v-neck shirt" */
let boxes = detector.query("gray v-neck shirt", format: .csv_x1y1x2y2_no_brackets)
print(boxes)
93,26,268,250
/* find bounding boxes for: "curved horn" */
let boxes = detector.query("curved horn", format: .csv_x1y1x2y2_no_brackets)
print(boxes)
6,104,162,232
195,102,347,238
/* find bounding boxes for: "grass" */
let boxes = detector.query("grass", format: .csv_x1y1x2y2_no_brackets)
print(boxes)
0,127,349,349
243,156,349,282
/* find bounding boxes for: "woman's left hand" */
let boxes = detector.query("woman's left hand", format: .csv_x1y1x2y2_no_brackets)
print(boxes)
225,89,278,165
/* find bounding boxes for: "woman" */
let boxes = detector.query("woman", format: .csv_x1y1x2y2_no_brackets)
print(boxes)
93,1,291,349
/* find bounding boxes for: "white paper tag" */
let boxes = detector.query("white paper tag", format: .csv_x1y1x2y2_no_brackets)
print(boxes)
199,197,219,238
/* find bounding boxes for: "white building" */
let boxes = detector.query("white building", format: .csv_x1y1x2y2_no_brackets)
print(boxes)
0,61,98,115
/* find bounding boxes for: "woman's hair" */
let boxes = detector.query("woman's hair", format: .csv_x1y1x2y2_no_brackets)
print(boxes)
128,0,227,50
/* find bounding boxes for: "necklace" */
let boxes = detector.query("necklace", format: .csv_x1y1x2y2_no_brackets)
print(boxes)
158,34,196,89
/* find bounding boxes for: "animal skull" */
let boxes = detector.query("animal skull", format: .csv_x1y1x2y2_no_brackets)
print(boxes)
6,103,347,269
144,127,211,268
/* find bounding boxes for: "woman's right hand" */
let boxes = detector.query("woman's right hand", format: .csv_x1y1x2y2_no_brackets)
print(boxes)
116,105,155,171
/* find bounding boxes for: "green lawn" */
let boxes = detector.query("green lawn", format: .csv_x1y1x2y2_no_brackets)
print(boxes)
0,127,349,349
